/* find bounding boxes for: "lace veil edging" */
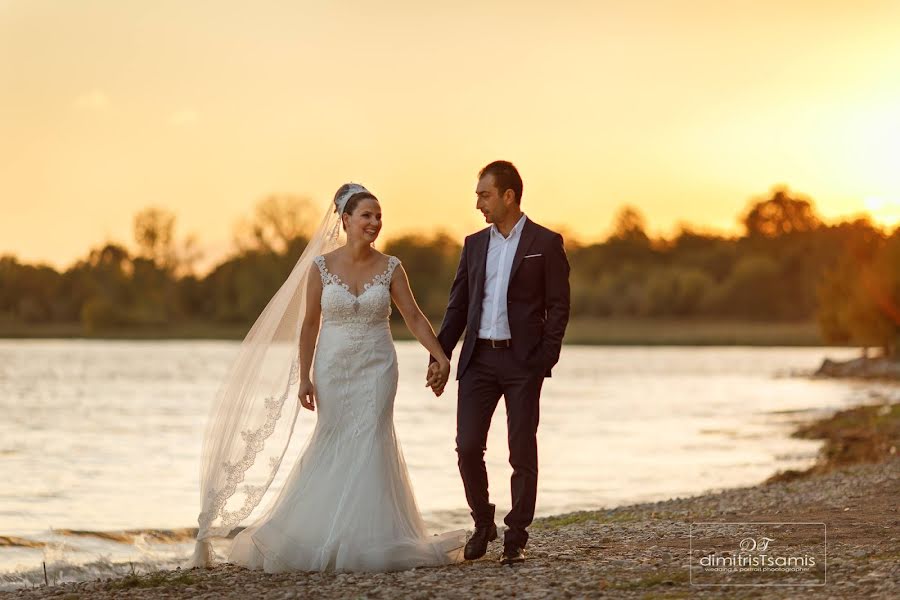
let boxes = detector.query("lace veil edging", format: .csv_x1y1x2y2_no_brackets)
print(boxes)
187,199,342,568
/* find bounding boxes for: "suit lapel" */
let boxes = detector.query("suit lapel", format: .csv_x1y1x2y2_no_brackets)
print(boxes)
508,217,537,288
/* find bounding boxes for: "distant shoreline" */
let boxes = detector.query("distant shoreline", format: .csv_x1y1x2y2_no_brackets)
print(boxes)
0,317,828,346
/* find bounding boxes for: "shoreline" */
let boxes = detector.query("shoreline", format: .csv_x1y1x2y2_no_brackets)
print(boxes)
0,317,826,347
5,400,898,599
815,355,900,381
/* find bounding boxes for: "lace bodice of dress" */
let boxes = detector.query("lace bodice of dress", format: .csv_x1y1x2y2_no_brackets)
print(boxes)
314,254,400,324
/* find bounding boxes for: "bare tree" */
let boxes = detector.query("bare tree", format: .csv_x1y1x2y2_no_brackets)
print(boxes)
134,207,176,268
611,205,649,242
233,194,316,254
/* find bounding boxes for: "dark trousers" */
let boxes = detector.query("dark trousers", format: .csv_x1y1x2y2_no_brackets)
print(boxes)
456,343,544,548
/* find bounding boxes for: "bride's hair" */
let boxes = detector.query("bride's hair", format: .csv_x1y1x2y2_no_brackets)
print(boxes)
334,184,379,231
334,184,378,215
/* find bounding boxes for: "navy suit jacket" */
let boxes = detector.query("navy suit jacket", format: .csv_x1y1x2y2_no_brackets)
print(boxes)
435,217,571,380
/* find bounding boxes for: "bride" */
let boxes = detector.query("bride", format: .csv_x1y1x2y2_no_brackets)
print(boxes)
187,183,466,572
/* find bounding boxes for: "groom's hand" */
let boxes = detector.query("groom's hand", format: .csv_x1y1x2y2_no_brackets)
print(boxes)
425,362,441,391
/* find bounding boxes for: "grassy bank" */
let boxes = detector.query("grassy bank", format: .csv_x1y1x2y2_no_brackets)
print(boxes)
0,317,825,346
767,401,900,483
533,317,823,346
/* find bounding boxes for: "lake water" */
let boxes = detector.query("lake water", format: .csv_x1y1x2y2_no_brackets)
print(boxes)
1,340,896,589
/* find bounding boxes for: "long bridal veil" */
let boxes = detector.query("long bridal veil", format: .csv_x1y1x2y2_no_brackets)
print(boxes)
187,198,342,568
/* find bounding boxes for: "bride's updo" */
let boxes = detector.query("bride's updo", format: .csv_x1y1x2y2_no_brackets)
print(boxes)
333,183,378,217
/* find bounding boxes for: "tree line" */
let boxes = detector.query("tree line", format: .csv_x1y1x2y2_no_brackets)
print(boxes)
1,187,898,355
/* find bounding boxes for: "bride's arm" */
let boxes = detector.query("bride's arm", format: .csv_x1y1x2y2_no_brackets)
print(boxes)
390,264,451,383
297,270,322,410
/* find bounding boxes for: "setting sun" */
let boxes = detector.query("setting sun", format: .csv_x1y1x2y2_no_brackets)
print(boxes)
864,197,900,228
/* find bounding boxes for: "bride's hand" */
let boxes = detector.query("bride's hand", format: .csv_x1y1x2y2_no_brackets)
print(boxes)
297,380,317,411
425,362,440,388
431,359,451,397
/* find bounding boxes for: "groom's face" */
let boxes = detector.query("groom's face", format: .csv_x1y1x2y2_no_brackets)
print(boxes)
475,175,509,224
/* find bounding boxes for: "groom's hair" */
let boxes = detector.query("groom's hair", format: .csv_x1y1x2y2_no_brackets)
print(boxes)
479,160,523,204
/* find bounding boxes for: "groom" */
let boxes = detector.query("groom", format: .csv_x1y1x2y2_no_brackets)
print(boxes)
428,160,571,565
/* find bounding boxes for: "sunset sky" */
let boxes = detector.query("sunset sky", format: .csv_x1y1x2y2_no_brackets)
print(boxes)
2,0,900,272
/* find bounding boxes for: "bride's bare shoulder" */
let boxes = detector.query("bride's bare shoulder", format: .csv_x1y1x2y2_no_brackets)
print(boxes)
319,249,345,265
371,250,398,269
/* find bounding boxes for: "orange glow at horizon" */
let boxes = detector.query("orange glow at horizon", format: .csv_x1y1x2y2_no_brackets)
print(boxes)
2,0,900,272
863,198,900,229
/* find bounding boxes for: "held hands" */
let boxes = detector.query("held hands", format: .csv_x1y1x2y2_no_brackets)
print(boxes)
425,358,451,397
297,379,317,411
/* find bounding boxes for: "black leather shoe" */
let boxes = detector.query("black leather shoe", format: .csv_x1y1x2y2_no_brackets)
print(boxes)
500,544,525,565
464,523,498,560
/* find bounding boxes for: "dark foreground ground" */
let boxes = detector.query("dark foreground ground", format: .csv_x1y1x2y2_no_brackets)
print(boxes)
5,402,899,599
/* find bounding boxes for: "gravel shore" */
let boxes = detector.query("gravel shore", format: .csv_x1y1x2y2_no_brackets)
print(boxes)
4,453,897,599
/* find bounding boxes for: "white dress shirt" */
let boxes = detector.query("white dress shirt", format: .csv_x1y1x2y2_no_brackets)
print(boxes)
478,213,528,340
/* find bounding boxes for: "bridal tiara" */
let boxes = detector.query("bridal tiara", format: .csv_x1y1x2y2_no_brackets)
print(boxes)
334,183,373,215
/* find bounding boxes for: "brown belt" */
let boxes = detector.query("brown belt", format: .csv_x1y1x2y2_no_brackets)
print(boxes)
476,338,511,348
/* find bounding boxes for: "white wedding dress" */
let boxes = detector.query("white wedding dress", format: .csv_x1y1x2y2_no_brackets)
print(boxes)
227,254,466,572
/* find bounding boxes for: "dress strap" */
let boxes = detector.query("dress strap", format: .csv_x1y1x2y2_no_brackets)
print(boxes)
313,255,334,286
367,255,401,290
386,255,401,281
